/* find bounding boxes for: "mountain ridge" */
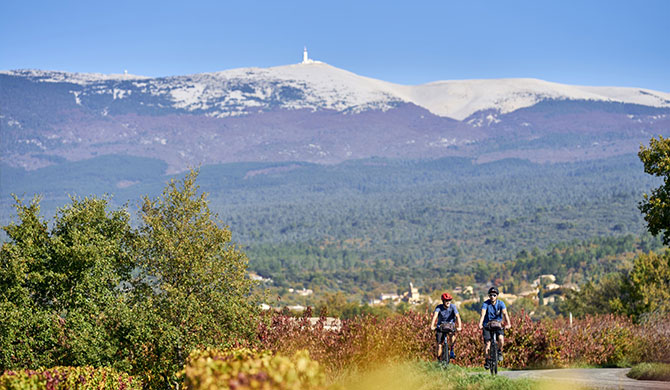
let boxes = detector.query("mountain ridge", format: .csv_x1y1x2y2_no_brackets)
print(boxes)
2,63,670,172
3,63,669,120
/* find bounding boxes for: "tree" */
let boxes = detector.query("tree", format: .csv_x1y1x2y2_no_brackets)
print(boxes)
129,169,259,387
626,250,670,320
559,273,627,318
0,195,134,370
639,135,670,244
0,171,261,389
560,251,670,322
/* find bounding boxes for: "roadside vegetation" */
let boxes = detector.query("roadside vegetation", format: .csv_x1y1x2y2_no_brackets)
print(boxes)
627,363,670,382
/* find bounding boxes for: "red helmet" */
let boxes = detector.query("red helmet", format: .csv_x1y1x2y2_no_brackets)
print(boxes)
441,292,452,301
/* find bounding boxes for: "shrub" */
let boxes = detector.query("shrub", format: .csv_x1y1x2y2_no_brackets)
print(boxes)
182,348,326,390
257,310,433,373
555,314,635,367
259,311,669,372
627,363,670,381
0,366,141,390
631,312,670,364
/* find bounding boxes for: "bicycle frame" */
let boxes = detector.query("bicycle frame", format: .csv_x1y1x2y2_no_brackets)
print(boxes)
437,329,453,366
487,327,500,375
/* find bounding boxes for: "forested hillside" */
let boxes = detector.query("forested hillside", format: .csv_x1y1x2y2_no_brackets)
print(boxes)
207,155,660,296
3,152,659,303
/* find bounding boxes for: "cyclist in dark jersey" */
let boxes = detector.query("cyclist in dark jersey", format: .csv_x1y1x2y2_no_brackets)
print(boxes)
430,292,462,360
478,286,511,368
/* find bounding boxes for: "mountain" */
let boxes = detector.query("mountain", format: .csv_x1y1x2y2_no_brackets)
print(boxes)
2,63,670,172
3,63,669,294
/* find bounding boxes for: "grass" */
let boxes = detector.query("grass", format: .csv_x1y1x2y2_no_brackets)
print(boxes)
332,362,539,390
627,363,670,382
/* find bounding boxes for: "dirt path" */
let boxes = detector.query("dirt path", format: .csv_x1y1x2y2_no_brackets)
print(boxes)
499,368,670,389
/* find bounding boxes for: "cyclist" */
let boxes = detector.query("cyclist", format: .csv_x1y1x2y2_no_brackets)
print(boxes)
477,286,511,369
430,292,462,360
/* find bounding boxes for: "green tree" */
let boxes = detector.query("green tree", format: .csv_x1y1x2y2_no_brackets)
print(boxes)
626,250,670,319
1,171,261,389
639,136,670,244
560,251,670,322
560,273,627,318
129,169,259,388
0,195,134,370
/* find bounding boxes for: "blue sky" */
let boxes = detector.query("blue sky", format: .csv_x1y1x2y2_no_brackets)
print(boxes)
1,0,668,91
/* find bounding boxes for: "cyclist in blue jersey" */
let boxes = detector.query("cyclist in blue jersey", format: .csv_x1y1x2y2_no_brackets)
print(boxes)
477,287,511,369
430,292,462,360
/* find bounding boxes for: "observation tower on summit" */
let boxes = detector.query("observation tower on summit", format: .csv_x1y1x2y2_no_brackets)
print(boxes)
301,47,322,64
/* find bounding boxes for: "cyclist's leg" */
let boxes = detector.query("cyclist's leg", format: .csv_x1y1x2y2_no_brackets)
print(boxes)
483,328,491,354
448,332,455,348
497,330,505,361
435,330,444,360
482,328,491,369
448,332,456,357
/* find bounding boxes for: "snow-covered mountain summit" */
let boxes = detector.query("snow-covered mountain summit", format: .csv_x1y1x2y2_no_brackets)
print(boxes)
3,62,670,171
4,63,669,120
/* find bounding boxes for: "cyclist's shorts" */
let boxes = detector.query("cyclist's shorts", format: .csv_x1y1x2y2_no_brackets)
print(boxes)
482,327,504,342
435,329,454,344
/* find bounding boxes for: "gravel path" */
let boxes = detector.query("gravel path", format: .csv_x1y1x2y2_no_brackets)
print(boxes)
498,368,670,389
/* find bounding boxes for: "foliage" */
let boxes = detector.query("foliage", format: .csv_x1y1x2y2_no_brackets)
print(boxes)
257,310,433,374
259,311,669,373
183,349,539,390
630,312,670,364
0,170,260,389
626,250,670,319
561,249,670,322
124,169,260,388
182,348,326,390
559,273,627,318
314,292,395,319
639,135,670,244
0,366,140,390
627,363,670,382
0,195,134,370
3,154,661,302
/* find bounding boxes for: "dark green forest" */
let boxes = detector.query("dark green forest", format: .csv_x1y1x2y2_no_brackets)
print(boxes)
1,153,662,303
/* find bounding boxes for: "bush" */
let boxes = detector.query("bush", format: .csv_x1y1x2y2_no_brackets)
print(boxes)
257,310,433,373
630,312,670,364
554,314,636,367
259,311,670,372
627,363,670,381
182,348,326,390
0,366,141,390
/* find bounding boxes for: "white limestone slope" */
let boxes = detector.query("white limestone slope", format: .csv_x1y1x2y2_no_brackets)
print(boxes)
158,62,405,115
0,69,149,83
398,78,670,120
159,63,670,120
4,64,670,120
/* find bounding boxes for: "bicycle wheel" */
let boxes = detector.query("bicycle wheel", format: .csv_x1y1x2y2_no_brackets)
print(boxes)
489,340,498,375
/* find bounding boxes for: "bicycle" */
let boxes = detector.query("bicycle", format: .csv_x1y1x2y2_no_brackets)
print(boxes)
485,321,503,375
436,322,456,367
